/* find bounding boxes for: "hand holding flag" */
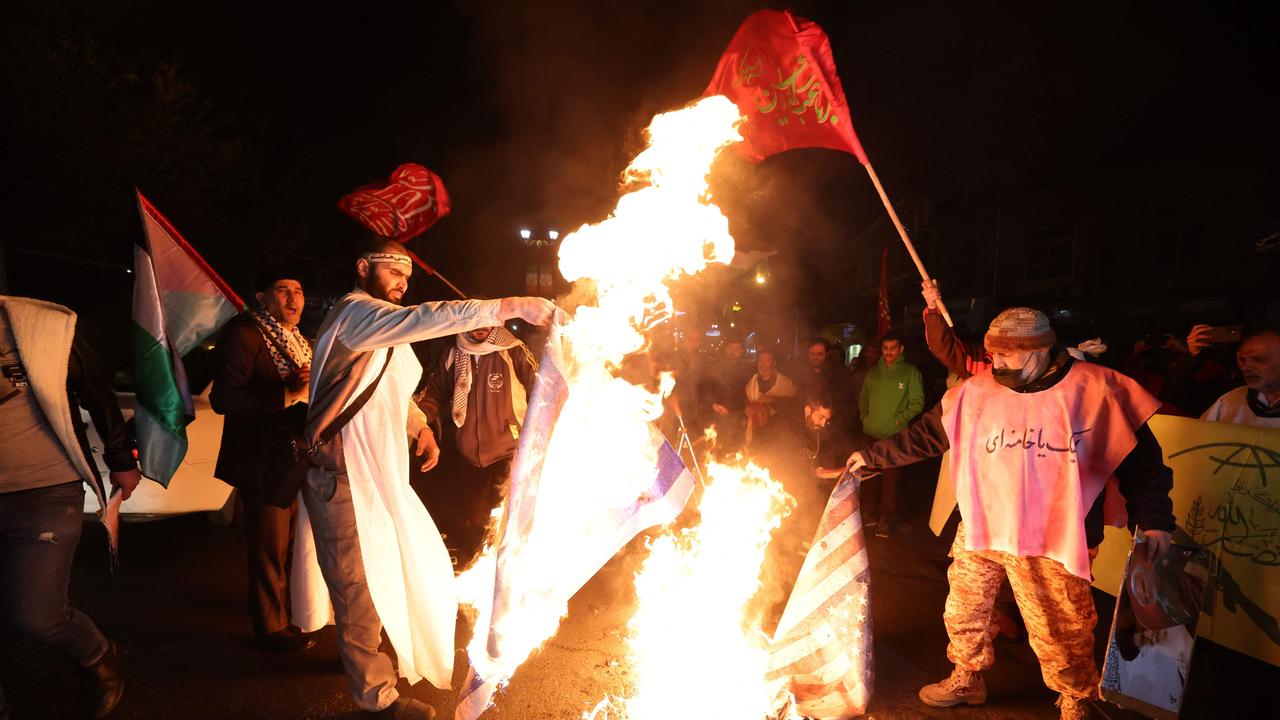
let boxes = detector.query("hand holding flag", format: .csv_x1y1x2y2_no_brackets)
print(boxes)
706,9,954,326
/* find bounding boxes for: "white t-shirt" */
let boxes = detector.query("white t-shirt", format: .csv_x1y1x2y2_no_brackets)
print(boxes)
1200,387,1280,429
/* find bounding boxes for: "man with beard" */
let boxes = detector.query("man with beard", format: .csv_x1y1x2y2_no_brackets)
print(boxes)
291,240,554,719
754,392,843,627
846,307,1175,720
756,391,840,481
211,268,315,653
796,338,841,397
1200,328,1280,428
416,323,537,566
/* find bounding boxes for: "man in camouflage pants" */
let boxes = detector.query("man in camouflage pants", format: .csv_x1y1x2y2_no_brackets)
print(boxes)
848,308,1175,720
942,526,1102,705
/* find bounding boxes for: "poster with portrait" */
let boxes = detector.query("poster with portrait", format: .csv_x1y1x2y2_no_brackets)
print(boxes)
1091,415,1280,668
1101,541,1211,718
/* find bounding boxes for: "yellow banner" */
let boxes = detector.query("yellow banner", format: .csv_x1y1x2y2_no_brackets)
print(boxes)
930,414,1280,667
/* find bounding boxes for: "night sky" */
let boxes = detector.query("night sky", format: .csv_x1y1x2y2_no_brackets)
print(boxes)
3,1,1277,355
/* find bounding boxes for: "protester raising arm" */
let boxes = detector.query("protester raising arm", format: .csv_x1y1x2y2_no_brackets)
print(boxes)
921,279,989,378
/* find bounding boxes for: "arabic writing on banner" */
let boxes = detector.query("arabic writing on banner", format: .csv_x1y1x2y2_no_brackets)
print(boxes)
983,426,1092,458
737,50,844,130
703,10,868,163
1092,415,1280,667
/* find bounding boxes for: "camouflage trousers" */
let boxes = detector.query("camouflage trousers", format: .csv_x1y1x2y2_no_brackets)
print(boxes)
945,523,1100,699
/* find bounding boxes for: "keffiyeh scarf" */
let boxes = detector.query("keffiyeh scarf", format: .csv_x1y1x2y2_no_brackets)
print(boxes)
447,327,521,428
252,308,312,379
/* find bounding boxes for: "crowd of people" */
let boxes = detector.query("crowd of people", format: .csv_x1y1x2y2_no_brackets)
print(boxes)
1,248,1277,719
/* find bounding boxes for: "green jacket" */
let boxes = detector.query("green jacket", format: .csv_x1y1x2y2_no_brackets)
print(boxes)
859,357,925,440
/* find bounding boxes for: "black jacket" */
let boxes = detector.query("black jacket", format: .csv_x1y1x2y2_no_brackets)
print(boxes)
210,313,308,486
69,332,137,490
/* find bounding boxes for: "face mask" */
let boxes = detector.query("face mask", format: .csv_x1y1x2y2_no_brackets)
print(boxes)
993,350,1047,388
992,367,1025,388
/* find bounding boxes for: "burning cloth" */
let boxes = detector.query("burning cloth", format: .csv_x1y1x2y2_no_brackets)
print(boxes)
767,470,874,718
455,319,696,719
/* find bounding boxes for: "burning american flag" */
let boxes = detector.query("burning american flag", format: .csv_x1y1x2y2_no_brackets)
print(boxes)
455,320,697,719
456,88,873,719
767,471,874,718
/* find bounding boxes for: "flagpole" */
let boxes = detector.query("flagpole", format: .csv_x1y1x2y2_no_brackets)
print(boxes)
861,163,955,328
404,249,468,299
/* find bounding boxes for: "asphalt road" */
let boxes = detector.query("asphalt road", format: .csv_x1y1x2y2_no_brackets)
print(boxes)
1,465,1271,719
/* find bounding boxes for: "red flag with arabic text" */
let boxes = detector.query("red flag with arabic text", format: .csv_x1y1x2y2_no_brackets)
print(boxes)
705,10,868,164
338,163,451,242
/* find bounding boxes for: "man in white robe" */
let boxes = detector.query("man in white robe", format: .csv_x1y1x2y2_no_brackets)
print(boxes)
291,240,554,719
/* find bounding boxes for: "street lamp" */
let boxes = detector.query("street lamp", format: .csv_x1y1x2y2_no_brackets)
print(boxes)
755,272,766,285
519,228,532,240
548,229,560,241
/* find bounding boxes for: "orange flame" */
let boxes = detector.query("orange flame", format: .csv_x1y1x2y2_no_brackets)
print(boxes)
457,96,745,692
602,461,794,719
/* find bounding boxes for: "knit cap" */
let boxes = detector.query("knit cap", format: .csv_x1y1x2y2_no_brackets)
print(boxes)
984,307,1057,352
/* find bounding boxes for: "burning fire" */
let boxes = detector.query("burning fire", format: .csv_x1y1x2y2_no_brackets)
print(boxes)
459,95,802,715
590,461,794,720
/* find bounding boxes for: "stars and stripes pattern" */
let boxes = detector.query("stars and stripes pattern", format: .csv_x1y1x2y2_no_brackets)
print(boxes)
455,324,696,720
767,471,874,719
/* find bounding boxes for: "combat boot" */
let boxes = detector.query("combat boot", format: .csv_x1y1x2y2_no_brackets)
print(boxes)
918,667,987,707
1057,693,1092,720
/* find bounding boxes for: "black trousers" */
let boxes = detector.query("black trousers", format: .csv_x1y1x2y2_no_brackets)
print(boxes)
235,480,295,636
860,466,900,523
430,458,511,568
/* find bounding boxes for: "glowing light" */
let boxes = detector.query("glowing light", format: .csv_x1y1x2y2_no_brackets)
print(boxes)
592,462,794,720
459,96,747,696
520,228,532,240
755,273,766,284
548,229,560,240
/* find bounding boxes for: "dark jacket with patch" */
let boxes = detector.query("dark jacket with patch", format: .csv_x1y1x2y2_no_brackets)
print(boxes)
418,344,537,469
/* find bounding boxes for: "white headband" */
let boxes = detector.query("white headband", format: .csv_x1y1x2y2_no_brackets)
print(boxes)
362,251,413,266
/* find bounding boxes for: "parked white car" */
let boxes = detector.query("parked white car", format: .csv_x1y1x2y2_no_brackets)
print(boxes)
82,390,234,519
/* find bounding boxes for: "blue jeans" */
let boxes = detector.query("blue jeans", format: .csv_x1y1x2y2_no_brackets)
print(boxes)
0,480,109,709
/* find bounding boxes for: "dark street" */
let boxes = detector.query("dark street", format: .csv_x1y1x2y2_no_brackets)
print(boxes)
1,465,1269,719
2,3,1278,719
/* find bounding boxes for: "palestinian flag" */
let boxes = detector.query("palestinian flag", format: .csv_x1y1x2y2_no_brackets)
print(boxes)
132,191,243,485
